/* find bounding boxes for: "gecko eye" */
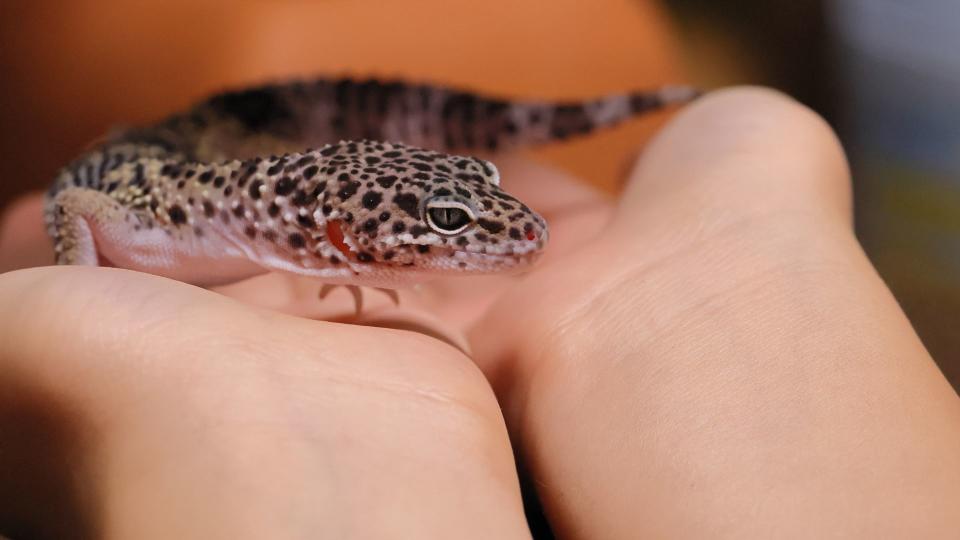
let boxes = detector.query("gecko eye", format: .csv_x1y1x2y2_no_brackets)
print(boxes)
424,198,475,235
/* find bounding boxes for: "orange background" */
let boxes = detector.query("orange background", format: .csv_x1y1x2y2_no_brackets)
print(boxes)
0,0,688,206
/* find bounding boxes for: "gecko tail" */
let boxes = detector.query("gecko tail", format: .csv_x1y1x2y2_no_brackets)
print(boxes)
627,85,702,113
484,84,702,150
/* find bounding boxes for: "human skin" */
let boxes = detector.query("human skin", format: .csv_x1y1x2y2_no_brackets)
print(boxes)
1,88,959,539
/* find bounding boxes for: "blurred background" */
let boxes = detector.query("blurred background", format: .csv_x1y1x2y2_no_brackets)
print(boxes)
0,0,957,391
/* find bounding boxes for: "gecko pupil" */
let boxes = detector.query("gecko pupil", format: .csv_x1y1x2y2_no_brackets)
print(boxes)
427,207,470,232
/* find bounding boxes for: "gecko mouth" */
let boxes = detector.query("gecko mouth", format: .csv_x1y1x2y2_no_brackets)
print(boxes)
327,219,545,273
404,245,544,274
326,219,355,260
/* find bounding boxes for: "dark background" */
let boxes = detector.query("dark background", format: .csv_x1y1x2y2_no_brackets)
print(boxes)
670,0,960,390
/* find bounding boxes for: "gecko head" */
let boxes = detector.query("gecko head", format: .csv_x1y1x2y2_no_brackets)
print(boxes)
319,141,548,278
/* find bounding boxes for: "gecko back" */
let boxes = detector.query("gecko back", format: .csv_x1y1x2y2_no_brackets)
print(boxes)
46,77,696,291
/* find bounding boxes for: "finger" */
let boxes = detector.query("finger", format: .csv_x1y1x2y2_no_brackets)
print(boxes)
622,87,851,224
474,87,960,538
0,266,529,539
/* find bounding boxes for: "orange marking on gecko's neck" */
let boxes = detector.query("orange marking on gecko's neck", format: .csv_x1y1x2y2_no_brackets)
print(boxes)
326,219,353,259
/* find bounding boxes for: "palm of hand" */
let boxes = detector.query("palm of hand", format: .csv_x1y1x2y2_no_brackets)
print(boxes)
2,90,957,539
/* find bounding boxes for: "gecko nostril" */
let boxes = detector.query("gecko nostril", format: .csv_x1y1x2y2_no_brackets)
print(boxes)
525,228,537,241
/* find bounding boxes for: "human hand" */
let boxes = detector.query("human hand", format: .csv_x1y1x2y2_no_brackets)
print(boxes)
1,88,958,539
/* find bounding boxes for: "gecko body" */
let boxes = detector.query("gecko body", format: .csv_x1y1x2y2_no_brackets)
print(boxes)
47,78,695,290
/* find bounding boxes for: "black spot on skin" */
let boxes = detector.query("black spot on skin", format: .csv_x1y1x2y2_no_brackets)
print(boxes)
263,230,278,242
337,180,361,200
361,191,382,210
199,170,214,184
203,201,216,218
268,203,281,218
392,221,406,234
416,244,430,254
275,177,298,196
267,161,284,176
237,165,256,188
364,156,381,165
383,250,395,260
356,252,374,263
288,232,306,249
329,255,341,265
410,225,430,238
248,179,264,200
393,193,420,218
433,187,452,197
509,227,522,240
476,218,505,234
132,162,145,184
168,205,187,225
291,189,310,206
413,172,430,181
362,218,378,232
490,190,520,203
320,146,338,157
295,155,313,168
474,232,489,242
344,212,354,224
224,186,234,197
244,225,257,239
303,165,319,179
382,150,402,158
214,176,226,188
410,162,432,172
208,87,293,131
232,205,246,218
321,204,332,216
376,175,398,189
456,236,469,246
297,214,316,229
478,160,494,177
379,211,391,222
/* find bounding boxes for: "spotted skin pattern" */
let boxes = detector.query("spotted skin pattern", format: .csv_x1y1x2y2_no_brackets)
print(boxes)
46,77,696,290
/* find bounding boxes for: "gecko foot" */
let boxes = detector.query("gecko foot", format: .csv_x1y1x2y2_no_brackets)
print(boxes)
318,285,400,315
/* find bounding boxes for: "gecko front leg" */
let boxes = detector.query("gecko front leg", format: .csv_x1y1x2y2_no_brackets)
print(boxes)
318,284,401,314
50,188,143,266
